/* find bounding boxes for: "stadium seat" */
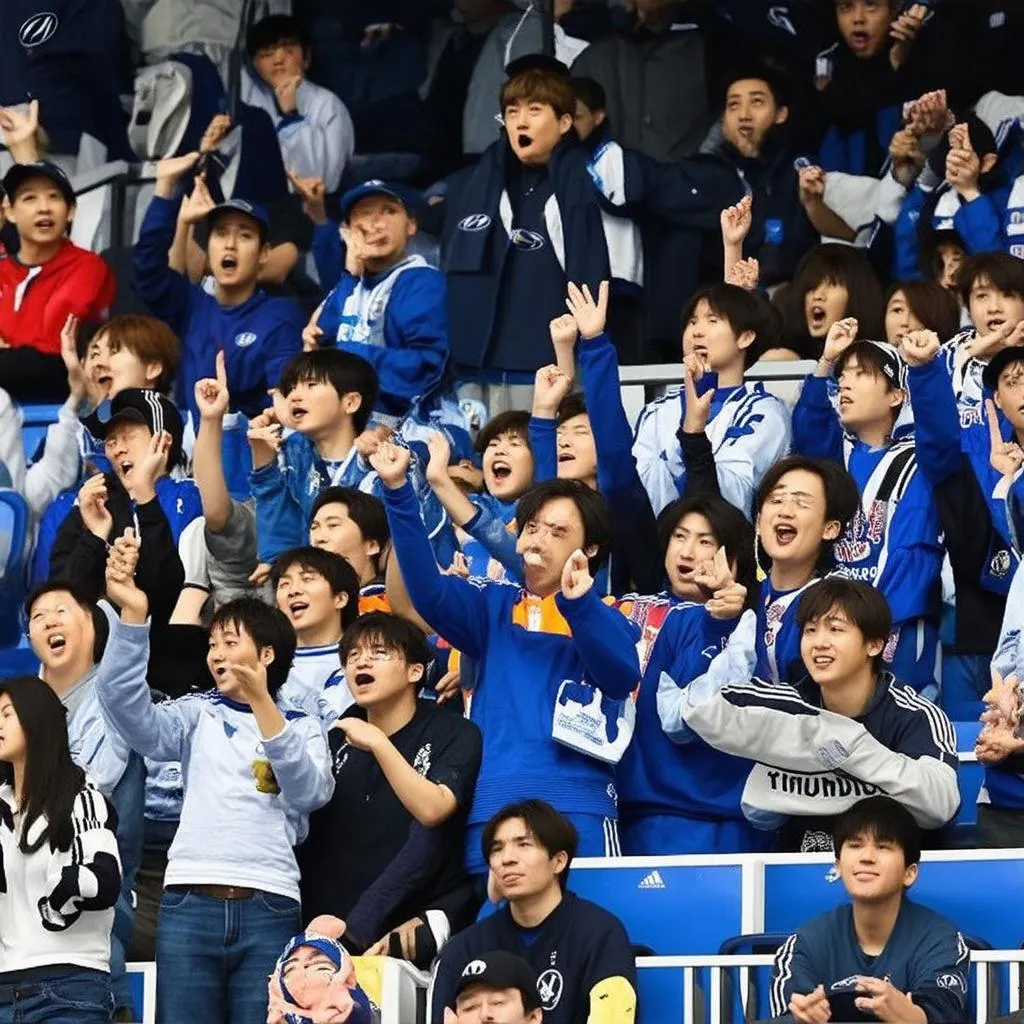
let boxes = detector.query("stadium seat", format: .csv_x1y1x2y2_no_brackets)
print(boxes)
19,403,65,463
127,962,156,1024
0,489,30,648
954,746,984,846
569,857,749,954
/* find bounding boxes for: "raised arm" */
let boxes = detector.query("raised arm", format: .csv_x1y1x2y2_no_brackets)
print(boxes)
902,331,965,484
791,318,857,462
193,350,232,532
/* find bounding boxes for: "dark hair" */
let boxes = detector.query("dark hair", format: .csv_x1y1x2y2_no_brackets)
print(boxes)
339,612,433,671
309,487,389,579
481,799,579,891
683,283,782,368
475,410,532,455
796,577,893,670
834,340,902,395
921,231,966,289
277,350,378,434
270,547,361,632
657,495,757,609
755,456,860,574
501,69,576,120
515,479,615,574
555,391,588,427
246,13,309,58
25,581,109,664
719,62,789,111
832,795,921,869
209,598,296,698
785,245,885,358
570,76,606,113
957,251,1024,307
92,316,181,394
884,281,961,344
0,677,87,854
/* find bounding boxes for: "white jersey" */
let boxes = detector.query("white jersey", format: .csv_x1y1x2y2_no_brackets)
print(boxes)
280,641,352,727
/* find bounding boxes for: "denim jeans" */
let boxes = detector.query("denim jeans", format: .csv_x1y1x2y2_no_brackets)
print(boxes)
156,888,301,1024
0,970,113,1023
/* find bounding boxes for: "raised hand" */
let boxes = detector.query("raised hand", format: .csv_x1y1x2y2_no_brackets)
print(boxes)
194,349,230,421
341,223,368,277
0,99,39,149
560,548,594,600
900,328,941,367
822,316,859,364
60,314,87,404
154,151,201,196
105,528,148,622
178,173,217,226
223,659,271,704
302,319,324,352
425,430,453,487
682,354,714,434
986,399,1024,479
369,440,412,489
720,195,753,247
274,76,302,115
353,424,393,460
903,89,953,137
199,113,232,154
889,128,925,186
533,364,572,418
945,123,982,200
287,169,328,226
566,280,609,340
133,430,173,502
725,256,759,292
797,165,826,207
247,408,282,468
549,313,579,361
889,3,927,70
965,319,1024,361
695,547,746,620
78,473,113,541
443,551,470,579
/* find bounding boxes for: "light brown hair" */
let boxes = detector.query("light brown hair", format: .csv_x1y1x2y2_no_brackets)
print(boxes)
500,70,575,120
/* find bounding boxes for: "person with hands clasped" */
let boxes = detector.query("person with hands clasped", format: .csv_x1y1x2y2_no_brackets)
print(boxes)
96,529,333,1024
792,316,943,695
770,796,968,1024
373,437,641,871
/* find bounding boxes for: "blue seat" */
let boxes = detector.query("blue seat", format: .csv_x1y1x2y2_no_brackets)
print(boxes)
717,932,789,1023
570,857,746,955
0,490,29,649
637,962,687,1024
20,402,64,462
764,855,1024,948
955,721,984,751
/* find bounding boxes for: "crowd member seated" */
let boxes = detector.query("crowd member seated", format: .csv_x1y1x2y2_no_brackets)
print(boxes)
659,578,960,851
431,800,636,1024
770,796,968,1024
0,161,115,401
445,951,542,1024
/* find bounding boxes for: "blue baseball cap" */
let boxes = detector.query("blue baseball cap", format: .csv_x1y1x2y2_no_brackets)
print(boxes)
205,198,270,239
340,179,420,221
2,160,75,206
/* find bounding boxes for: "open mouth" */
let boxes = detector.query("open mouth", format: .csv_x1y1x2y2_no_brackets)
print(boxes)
517,133,533,149
557,452,575,463
809,305,827,329
220,255,239,272
523,551,544,567
773,524,798,546
47,633,67,653
288,600,309,617
354,672,375,687
849,30,870,49
34,217,56,231
119,460,134,475
213,664,228,679
290,405,308,422
987,317,1007,333
95,371,113,388
490,460,512,482
812,654,835,668
675,561,695,579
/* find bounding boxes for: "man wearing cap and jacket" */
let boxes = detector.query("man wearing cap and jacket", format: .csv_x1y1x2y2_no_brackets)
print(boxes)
133,152,304,425
0,159,115,401
447,951,543,1023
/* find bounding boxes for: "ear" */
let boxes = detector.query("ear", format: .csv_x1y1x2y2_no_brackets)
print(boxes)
981,152,998,176
527,1010,544,1024
144,361,164,388
736,329,756,352
582,542,598,561
407,661,425,685
342,391,363,417
866,637,884,658
551,849,569,877
888,387,906,411
365,538,381,559
903,861,919,888
259,644,276,669
594,109,607,127
258,243,270,268
558,112,573,137
822,519,841,542
333,590,349,612
775,105,789,126
406,215,418,240
994,391,1005,415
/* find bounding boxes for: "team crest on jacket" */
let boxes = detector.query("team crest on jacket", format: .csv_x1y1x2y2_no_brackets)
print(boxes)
537,969,564,1010
234,332,258,348
20,12,58,47
511,229,545,252
413,744,432,777
458,214,491,232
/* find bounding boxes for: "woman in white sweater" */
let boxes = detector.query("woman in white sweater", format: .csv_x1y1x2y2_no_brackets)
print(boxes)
0,675,122,1023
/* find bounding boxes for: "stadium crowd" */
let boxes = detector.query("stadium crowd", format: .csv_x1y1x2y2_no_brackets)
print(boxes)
1,0,1024,1021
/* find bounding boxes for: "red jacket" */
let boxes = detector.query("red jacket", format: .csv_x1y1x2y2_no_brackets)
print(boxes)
0,241,115,356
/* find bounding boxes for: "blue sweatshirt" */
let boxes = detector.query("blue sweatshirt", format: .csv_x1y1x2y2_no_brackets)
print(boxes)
315,257,450,419
756,576,821,685
792,375,943,690
133,195,304,422
617,598,753,824
383,479,641,826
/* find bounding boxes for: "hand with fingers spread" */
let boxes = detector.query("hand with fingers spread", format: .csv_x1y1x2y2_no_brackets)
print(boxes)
287,170,328,225
105,528,149,623
682,355,714,434
154,151,201,197
533,364,572,419
78,473,114,541
369,440,412,489
720,195,753,248
820,317,859,369
985,399,1024,479
134,430,173,503
566,280,610,340
900,328,941,367
789,984,832,1024
247,408,283,468
60,314,88,404
725,256,759,292
854,976,924,1024
195,349,230,421
964,319,1024,361
426,430,453,488
178,172,217,226
560,548,593,600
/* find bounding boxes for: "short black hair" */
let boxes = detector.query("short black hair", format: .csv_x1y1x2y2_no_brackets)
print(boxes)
834,340,903,395
481,799,579,891
309,487,390,578
476,410,532,455
270,546,361,631
957,251,1024,307
796,577,893,666
833,795,921,869
683,283,782,368
277,350,379,434
210,598,296,698
25,580,109,664
657,495,757,610
755,456,860,574
339,611,433,670
719,61,789,111
556,391,588,428
884,280,961,343
246,14,309,58
515,479,614,575
570,75,606,113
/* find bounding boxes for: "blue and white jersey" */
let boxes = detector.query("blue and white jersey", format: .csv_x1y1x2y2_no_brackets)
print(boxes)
632,381,791,518
280,642,352,728
940,330,988,427
61,667,130,796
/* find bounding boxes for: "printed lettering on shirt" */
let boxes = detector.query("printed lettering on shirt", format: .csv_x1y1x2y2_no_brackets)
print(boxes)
766,769,883,801
538,969,564,1011
458,215,492,232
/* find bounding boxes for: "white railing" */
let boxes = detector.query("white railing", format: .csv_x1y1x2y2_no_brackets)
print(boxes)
635,951,1024,1024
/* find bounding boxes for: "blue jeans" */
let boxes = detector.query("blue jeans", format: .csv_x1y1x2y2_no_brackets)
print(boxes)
156,888,300,1024
0,970,113,1023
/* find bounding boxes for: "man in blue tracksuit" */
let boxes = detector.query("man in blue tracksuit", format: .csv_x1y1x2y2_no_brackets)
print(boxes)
792,322,943,694
769,796,968,1024
133,153,305,423
371,439,640,872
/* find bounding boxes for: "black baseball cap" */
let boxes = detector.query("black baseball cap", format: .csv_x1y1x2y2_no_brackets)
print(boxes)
205,198,270,241
2,160,75,206
454,951,541,1012
983,345,1024,391
84,388,185,470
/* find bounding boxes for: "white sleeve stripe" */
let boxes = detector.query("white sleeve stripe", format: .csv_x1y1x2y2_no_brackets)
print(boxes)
889,687,957,754
770,934,798,1018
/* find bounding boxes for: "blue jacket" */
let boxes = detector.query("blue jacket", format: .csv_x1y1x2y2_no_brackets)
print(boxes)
315,257,450,419
383,479,641,827
133,195,304,422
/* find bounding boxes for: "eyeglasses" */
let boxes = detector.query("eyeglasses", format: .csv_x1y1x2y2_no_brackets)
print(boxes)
344,648,398,664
